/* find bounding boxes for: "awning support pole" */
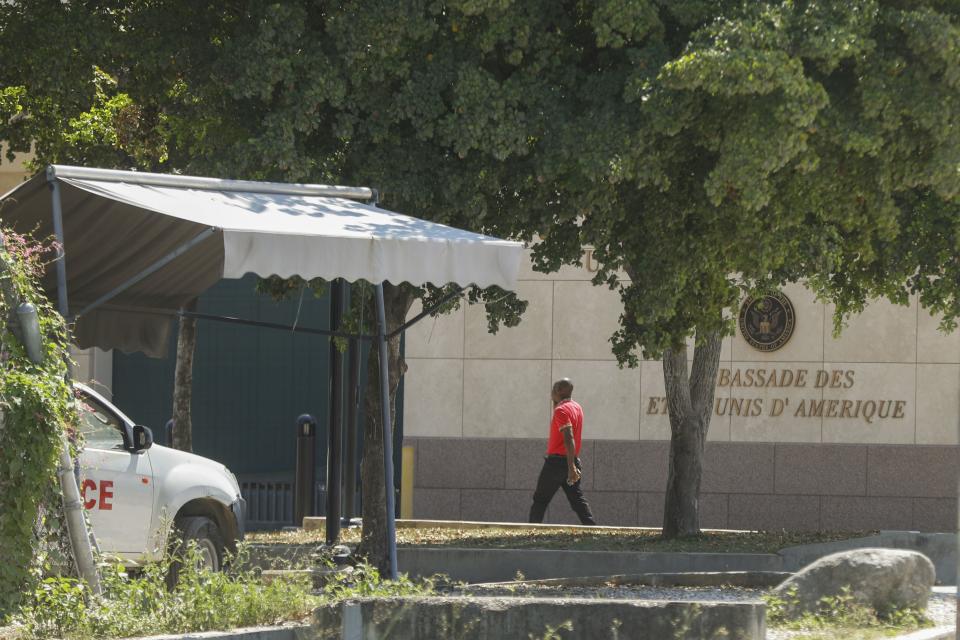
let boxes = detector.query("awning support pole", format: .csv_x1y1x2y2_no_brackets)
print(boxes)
180,310,373,340
375,282,398,580
343,334,361,524
74,227,217,320
325,279,345,545
49,180,69,317
47,178,102,596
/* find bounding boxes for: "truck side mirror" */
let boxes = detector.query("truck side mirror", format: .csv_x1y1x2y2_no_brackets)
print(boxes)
132,425,154,452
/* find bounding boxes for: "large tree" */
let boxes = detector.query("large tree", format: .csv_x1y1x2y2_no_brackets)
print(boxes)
493,0,960,536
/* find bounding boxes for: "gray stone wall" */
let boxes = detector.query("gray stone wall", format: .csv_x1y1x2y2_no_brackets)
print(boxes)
405,437,959,532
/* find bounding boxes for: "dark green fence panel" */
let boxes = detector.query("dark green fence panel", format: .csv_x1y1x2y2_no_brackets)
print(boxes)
112,276,405,523
112,276,331,475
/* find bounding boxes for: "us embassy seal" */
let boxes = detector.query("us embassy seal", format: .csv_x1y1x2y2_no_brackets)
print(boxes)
738,292,795,352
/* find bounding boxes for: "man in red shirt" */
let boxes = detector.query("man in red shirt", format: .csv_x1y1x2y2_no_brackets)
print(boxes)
528,378,596,525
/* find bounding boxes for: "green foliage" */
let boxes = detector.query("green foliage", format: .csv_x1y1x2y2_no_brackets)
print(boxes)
16,543,318,640
319,561,436,601
492,0,960,362
0,228,76,620
765,585,932,636
531,620,574,640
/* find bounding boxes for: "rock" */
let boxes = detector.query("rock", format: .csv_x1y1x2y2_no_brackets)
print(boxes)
773,548,935,618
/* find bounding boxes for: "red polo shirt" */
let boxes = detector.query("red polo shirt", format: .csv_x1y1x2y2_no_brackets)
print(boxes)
546,399,583,456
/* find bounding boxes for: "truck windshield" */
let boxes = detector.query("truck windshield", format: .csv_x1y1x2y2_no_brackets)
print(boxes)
78,394,125,450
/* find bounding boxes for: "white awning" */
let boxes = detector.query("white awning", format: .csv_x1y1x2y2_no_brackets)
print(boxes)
0,165,523,356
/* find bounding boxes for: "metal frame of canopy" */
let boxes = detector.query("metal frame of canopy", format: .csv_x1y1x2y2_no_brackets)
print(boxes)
41,164,482,581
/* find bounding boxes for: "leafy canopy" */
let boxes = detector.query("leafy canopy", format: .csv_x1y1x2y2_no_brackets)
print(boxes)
2,0,959,361
490,0,960,362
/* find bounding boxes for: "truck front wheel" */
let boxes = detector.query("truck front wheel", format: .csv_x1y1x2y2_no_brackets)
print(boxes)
167,515,225,586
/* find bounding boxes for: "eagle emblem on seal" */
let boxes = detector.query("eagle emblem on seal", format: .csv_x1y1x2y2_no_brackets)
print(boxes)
738,292,795,352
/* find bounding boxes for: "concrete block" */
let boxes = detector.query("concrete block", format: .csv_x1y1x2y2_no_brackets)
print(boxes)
460,489,531,524
416,438,506,489
867,446,959,498
913,498,957,533
593,440,668,491
728,494,820,531
413,488,461,521
703,443,776,493
580,491,638,527
774,444,867,496
316,596,766,640
820,496,914,532
504,439,549,490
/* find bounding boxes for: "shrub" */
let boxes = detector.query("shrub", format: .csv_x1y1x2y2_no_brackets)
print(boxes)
17,543,318,640
0,228,76,620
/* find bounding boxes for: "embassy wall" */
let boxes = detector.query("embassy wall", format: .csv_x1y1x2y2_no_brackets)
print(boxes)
402,249,960,531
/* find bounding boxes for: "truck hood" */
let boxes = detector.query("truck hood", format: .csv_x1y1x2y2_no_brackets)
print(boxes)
147,445,239,491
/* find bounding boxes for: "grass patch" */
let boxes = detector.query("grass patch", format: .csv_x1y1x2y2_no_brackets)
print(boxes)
249,527,872,554
765,587,933,640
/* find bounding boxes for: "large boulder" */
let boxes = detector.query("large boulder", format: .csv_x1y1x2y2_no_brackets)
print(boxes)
773,548,935,618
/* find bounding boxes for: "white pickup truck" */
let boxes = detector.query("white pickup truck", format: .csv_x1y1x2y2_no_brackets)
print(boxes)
75,383,245,571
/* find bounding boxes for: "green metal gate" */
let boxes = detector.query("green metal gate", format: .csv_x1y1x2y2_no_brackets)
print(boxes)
112,276,334,476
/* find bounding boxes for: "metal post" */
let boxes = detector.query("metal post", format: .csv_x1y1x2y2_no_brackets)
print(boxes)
294,414,317,527
343,335,360,525
49,181,69,318
375,283,398,580
47,177,102,596
326,279,345,545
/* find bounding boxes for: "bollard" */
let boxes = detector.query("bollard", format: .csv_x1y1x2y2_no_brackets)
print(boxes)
294,414,317,528
164,419,174,447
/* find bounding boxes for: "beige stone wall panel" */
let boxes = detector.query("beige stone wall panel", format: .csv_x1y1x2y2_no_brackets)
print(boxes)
551,281,622,360
551,359,640,440
403,358,464,438
462,359,551,438
465,280,553,359
824,297,918,363
404,301,464,359
915,364,960,445
820,363,916,444
917,309,960,364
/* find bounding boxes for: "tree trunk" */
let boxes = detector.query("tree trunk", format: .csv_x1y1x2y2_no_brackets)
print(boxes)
356,282,414,574
171,298,198,452
662,329,723,538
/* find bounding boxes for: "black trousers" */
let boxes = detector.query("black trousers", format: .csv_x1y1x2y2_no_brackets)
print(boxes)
528,456,596,525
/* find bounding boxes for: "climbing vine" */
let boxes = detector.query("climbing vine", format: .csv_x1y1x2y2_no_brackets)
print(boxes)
0,226,77,620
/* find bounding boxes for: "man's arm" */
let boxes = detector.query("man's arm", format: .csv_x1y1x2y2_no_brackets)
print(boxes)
561,425,581,485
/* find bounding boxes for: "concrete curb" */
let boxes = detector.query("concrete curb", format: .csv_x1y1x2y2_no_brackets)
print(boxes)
891,626,955,640
124,624,313,640
465,570,792,591
248,529,958,586
301,516,747,534
397,546,785,583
